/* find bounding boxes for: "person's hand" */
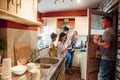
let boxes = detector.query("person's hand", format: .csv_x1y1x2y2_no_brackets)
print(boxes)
67,45,71,49
93,35,100,43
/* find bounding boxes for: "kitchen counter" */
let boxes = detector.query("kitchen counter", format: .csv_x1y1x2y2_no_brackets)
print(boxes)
12,57,65,80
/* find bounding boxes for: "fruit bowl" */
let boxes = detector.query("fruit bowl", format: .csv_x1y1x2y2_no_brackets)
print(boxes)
11,65,27,75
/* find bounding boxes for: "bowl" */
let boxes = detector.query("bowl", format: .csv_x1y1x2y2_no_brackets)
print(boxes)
11,65,27,75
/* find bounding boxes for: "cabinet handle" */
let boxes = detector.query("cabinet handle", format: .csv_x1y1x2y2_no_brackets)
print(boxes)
7,0,14,10
16,0,21,13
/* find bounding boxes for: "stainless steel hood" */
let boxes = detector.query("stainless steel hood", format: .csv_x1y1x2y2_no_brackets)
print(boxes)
59,18,72,29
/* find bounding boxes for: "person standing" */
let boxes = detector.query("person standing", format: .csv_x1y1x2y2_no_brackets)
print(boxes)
57,32,70,57
66,31,78,74
48,32,57,57
93,16,116,80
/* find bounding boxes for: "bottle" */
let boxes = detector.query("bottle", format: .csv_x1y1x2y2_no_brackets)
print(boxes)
80,40,83,49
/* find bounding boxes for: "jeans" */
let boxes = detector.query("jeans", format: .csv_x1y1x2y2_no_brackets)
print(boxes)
65,49,74,69
98,59,115,80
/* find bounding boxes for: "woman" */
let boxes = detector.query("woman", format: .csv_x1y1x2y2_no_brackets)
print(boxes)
57,32,70,57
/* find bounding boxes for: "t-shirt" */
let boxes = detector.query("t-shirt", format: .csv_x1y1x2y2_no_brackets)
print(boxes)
49,42,57,57
100,27,116,61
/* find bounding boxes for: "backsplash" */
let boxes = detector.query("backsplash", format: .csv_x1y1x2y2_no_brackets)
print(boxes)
37,34,88,50
37,34,51,49
76,35,87,47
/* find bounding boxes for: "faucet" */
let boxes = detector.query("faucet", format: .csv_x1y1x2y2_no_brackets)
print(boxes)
28,48,40,63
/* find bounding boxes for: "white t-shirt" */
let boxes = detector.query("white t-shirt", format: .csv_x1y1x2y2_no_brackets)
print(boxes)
57,41,67,57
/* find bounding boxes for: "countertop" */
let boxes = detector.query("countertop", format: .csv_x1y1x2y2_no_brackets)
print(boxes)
11,57,65,80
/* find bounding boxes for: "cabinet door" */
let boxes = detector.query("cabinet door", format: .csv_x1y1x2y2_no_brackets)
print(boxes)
17,0,37,21
75,17,88,35
8,0,16,14
57,66,65,80
0,0,7,10
72,49,81,67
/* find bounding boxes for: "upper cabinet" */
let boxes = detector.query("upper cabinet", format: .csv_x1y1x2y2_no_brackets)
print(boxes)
0,0,42,26
17,0,37,21
75,17,88,35
0,0,7,10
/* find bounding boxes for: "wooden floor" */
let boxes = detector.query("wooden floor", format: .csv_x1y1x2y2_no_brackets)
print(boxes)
65,68,83,80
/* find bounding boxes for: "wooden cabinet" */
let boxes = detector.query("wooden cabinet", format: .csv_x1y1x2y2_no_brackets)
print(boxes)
75,17,88,35
57,61,65,80
80,52,87,80
43,18,57,34
57,67,65,80
0,0,41,26
0,0,7,10
72,49,81,67
17,0,37,21
0,0,16,14
8,0,16,14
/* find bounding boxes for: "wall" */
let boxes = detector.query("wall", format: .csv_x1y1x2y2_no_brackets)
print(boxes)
0,19,37,65
37,18,57,49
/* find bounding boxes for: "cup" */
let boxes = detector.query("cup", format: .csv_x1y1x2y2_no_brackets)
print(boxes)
1,58,12,80
27,63,35,71
30,69,40,80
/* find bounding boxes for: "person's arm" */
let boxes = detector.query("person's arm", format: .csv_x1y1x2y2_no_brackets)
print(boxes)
96,40,110,48
61,45,70,54
93,35,110,48
48,42,53,57
48,48,52,57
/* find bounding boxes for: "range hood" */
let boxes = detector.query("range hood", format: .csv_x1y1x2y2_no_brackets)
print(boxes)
59,18,72,29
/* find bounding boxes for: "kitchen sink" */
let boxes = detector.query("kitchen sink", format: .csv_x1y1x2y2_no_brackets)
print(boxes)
31,63,51,69
40,64,51,69
34,57,59,64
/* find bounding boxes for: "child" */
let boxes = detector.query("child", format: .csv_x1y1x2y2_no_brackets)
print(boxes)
48,32,57,57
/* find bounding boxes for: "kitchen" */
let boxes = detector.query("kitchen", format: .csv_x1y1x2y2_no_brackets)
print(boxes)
0,0,120,80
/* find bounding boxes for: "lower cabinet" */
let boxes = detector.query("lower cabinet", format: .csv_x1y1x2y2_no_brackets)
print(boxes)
80,52,87,80
57,66,65,80
72,49,81,67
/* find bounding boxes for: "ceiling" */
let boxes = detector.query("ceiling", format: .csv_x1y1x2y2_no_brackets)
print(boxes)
38,0,100,13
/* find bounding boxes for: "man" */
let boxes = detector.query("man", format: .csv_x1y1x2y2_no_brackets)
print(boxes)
93,16,116,80
63,26,69,35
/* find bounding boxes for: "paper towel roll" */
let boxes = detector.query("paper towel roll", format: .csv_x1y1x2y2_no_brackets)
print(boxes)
1,58,12,79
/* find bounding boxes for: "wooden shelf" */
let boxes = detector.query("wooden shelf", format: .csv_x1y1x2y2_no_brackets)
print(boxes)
0,9,42,26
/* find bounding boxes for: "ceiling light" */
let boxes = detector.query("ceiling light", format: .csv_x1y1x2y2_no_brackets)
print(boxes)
54,0,73,4
77,0,81,3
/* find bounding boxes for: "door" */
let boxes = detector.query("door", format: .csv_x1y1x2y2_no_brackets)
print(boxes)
86,9,110,80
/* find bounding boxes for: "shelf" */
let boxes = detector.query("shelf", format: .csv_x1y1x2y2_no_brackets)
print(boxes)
0,9,42,26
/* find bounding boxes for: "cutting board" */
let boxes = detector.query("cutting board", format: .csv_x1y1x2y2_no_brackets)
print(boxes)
14,43,32,65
